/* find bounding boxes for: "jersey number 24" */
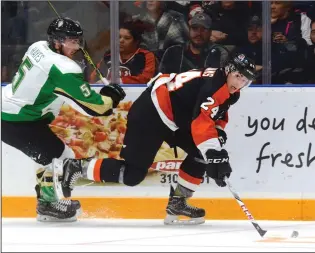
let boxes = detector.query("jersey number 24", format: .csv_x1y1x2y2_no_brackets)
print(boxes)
167,68,216,91
165,69,219,118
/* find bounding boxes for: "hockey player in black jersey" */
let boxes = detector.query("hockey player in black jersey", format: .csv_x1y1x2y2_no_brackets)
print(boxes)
54,52,256,224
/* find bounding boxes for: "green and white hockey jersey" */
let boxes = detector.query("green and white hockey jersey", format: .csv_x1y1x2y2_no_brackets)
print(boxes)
2,41,113,122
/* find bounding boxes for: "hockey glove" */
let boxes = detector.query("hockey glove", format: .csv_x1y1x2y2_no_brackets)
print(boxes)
205,149,232,187
216,127,227,147
100,83,126,108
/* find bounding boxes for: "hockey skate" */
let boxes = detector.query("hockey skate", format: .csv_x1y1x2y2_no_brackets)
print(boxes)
35,169,82,222
36,198,81,222
164,185,205,225
52,158,85,199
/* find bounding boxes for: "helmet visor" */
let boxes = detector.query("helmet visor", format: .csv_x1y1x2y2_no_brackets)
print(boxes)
61,36,84,50
229,71,253,89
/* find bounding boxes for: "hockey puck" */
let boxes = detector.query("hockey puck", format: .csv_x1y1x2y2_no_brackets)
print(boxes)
291,231,299,238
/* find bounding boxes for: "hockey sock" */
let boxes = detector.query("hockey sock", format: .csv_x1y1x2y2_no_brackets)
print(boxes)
84,158,103,182
84,158,124,183
174,184,194,198
174,169,202,197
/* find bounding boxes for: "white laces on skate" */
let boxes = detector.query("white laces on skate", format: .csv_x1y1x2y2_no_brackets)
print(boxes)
69,172,82,189
51,199,72,212
37,199,80,222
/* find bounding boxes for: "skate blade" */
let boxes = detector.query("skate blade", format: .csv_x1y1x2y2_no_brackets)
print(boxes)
76,208,83,217
52,158,65,200
164,215,205,225
36,208,82,222
36,214,77,222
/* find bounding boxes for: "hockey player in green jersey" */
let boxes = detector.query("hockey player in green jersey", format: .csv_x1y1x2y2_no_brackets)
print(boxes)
1,17,126,222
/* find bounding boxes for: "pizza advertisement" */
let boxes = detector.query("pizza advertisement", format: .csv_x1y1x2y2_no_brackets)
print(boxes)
49,100,191,186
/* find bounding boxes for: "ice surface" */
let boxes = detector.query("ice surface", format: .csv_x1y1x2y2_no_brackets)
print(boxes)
2,219,315,252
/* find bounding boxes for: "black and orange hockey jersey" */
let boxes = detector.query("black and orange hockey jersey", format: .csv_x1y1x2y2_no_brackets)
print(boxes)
104,48,157,84
149,68,240,160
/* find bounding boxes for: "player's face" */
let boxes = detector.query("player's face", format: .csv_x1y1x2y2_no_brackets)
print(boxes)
59,38,83,58
226,71,252,93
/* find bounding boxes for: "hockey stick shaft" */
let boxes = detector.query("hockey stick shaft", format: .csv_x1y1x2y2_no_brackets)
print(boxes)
194,155,297,238
224,176,267,237
47,1,108,85
194,157,267,237
47,1,60,18
80,49,109,84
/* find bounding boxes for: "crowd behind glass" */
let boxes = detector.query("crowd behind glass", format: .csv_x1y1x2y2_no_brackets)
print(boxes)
2,1,315,85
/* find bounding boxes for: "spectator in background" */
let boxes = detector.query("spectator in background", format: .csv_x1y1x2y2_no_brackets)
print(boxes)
159,12,222,74
271,1,310,84
203,1,249,47
135,1,189,61
90,20,157,85
292,1,315,21
271,1,311,45
173,1,262,23
306,20,315,82
238,15,262,83
163,1,207,22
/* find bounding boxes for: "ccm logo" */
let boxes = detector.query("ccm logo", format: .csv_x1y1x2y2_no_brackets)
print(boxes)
207,158,229,163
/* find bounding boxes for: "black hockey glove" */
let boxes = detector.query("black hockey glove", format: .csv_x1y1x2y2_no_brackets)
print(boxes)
100,83,126,108
205,149,232,187
216,127,227,147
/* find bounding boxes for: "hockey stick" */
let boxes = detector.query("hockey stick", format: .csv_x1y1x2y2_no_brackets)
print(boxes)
224,176,267,237
47,1,109,85
194,157,299,238
224,176,299,239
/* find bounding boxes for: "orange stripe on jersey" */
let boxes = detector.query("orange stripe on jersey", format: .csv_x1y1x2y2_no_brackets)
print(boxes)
179,169,202,185
156,84,174,122
93,159,103,182
192,84,230,146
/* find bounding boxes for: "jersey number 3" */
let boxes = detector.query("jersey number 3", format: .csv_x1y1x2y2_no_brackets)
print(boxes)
12,57,33,94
